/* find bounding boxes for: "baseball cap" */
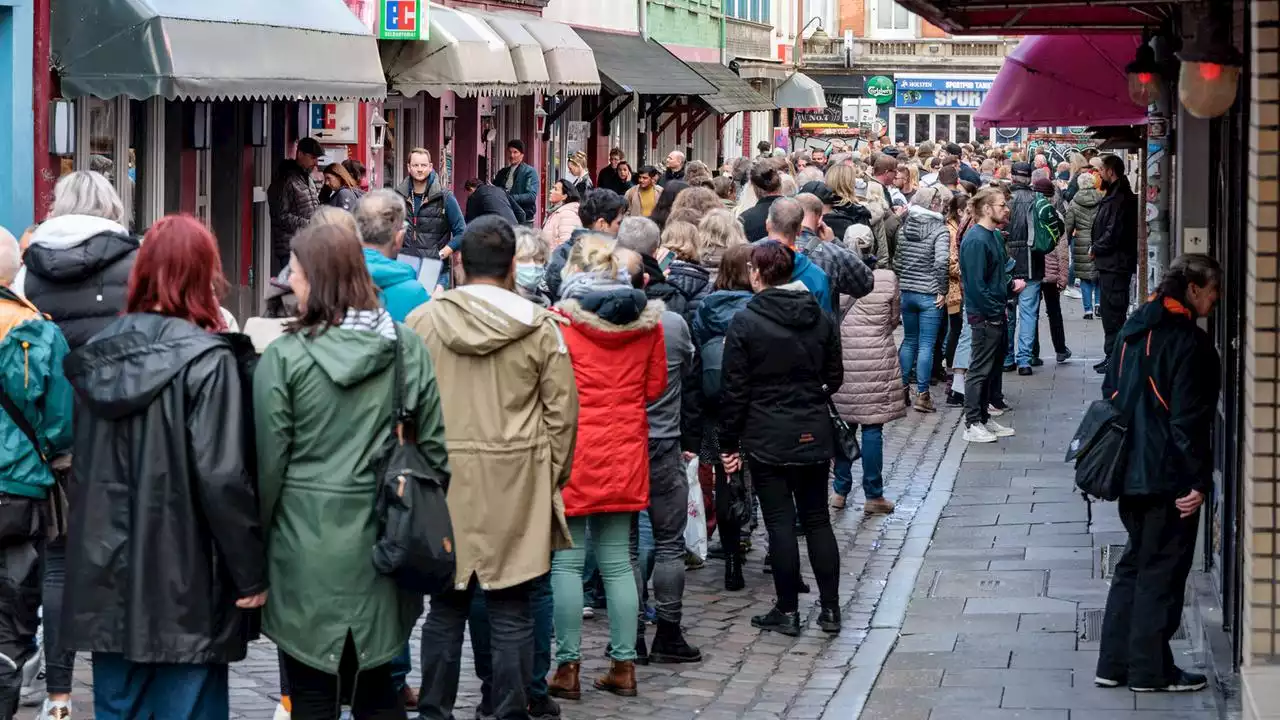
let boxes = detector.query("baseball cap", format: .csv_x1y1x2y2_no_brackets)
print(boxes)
1011,161,1034,179
799,180,836,206
296,137,324,159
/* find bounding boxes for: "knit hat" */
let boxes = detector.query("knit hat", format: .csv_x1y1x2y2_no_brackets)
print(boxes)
1032,177,1056,197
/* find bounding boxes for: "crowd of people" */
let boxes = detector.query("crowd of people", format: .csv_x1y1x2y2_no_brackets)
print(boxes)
0,128,1175,720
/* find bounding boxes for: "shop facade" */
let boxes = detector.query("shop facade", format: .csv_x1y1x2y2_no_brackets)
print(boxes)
889,73,994,144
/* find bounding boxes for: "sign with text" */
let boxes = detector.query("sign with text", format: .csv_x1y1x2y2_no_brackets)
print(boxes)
308,102,358,145
378,0,426,41
895,76,994,109
865,76,895,105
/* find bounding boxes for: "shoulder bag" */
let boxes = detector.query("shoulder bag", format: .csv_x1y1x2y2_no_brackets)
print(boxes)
0,384,67,540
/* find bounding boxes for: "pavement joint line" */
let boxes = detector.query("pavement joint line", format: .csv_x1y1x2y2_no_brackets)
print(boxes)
823,419,968,720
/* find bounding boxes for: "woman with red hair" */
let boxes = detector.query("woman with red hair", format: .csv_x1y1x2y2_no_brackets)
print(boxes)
61,214,267,719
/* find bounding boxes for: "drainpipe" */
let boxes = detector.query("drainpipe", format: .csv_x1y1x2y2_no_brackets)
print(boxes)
640,0,648,41
1143,34,1174,296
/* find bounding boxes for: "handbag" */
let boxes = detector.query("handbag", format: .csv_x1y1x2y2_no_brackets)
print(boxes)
824,385,861,462
725,469,753,529
0,382,68,540
371,327,457,595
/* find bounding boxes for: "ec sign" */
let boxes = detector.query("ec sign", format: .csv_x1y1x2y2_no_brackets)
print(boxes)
378,0,426,41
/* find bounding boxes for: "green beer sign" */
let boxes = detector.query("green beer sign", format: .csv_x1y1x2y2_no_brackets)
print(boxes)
865,76,895,105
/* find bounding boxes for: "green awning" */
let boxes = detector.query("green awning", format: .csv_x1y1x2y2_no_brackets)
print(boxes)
53,0,386,101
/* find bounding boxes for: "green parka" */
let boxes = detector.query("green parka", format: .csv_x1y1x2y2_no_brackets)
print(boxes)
253,325,449,673
1063,187,1102,282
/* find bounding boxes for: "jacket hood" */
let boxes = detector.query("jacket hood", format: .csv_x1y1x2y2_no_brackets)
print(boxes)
28,214,129,251
64,314,227,420
696,290,753,336
793,251,820,280
364,248,418,291
1072,188,1102,208
556,290,663,345
24,220,138,284
1120,294,1195,342
429,284,554,356
747,287,822,330
297,326,396,388
667,261,710,295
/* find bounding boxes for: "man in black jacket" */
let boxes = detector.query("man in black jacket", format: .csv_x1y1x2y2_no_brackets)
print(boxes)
463,178,520,225
1091,154,1139,373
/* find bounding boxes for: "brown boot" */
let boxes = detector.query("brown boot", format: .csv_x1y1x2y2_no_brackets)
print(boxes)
913,391,936,413
864,497,896,515
593,660,638,697
548,662,581,700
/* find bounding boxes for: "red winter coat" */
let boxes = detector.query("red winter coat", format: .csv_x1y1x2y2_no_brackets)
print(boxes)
554,293,667,517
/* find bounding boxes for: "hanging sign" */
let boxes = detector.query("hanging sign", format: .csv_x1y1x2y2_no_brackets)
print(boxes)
309,102,359,145
378,0,426,41
894,76,994,109
865,76,895,105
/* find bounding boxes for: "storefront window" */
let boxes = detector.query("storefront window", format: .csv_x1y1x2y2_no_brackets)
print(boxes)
913,113,930,144
87,98,118,185
894,113,909,143
127,100,148,231
936,115,951,144
956,114,972,144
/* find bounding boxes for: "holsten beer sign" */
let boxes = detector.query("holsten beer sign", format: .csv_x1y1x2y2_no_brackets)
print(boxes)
865,76,895,105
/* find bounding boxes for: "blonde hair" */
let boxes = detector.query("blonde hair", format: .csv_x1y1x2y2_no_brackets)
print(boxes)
661,221,700,262
309,206,361,241
1076,172,1098,190
825,163,859,206
567,234,620,276
697,209,747,269
668,187,722,226
514,226,548,264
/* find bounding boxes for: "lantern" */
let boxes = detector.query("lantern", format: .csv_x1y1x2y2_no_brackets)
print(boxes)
1125,43,1161,107
534,104,549,137
1177,9,1243,119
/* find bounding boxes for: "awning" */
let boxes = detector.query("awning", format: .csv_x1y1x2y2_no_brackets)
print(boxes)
514,16,601,96
975,35,1147,130
687,63,776,114
382,4,519,98
469,11,551,96
576,29,714,97
893,0,1181,35
775,72,826,110
52,0,385,100
811,73,870,97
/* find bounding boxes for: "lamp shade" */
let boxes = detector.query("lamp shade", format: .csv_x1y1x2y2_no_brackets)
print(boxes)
1179,61,1241,118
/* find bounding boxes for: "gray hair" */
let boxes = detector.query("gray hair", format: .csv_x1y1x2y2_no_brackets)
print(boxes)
779,174,798,197
308,206,361,241
513,225,548,264
796,166,825,186
0,228,19,287
49,171,125,224
1076,172,1098,190
910,185,952,213
767,196,804,240
616,216,661,257
354,189,406,247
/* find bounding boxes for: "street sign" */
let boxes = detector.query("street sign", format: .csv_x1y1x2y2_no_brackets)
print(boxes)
308,102,358,145
378,0,426,41
865,76,895,105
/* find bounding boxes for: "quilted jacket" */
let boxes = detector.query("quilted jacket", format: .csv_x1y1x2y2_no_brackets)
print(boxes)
831,269,908,427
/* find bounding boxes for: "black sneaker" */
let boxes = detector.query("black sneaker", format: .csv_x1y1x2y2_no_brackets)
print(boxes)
1130,669,1207,693
1002,363,1016,373
1083,312,1094,320
1017,367,1033,376
528,695,562,720
1093,359,1109,373
1029,357,1045,367
1056,349,1073,363
817,607,841,634
751,607,801,637
946,391,965,407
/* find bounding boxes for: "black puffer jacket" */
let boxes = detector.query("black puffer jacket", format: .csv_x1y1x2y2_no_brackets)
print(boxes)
63,314,266,664
718,288,842,466
641,253,687,317
20,215,140,350
666,260,711,325
823,202,873,244
1102,295,1220,497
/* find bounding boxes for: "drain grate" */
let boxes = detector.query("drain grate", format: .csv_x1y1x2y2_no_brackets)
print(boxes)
1095,544,1128,579
1078,608,1189,642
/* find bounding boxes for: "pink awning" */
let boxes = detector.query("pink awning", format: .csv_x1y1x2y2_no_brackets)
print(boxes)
975,35,1149,131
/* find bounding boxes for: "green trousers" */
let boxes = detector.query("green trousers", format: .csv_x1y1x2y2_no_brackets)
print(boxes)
551,512,638,664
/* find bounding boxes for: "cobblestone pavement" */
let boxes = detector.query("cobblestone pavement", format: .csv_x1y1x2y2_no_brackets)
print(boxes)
54,380,961,720
851,302,1226,720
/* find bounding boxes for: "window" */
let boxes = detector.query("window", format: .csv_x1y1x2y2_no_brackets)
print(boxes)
894,113,909,143
956,114,972,144
935,114,951,143
871,0,914,38
749,0,760,23
761,0,768,23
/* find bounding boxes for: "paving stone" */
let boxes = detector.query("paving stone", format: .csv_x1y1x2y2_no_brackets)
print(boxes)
1001,681,1137,709
929,710,1068,720
963,597,1079,615
940,668,1072,688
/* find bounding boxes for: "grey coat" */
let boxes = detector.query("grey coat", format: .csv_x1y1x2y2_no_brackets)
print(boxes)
832,268,908,427
893,206,950,296
1063,188,1102,282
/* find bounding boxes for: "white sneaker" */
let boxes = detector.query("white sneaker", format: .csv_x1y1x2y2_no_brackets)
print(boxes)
987,404,1006,417
1063,287,1082,299
985,420,1016,438
20,646,44,706
582,606,594,619
273,702,291,720
964,424,998,443
37,699,72,720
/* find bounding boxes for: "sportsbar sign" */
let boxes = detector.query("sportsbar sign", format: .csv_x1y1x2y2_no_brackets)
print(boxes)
379,0,426,41
894,76,994,110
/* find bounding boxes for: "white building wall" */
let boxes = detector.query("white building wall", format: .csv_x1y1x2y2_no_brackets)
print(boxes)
542,0,640,33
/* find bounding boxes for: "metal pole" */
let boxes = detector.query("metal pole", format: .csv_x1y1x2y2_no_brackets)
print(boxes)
32,0,51,220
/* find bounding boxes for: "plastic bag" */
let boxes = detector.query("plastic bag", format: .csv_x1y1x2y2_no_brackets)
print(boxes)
683,458,708,562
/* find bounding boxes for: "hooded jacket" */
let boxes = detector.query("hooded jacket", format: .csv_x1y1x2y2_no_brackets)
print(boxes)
666,260,712,325
63,314,266,664
1102,296,1219,497
18,215,140,350
640,253,688,317
894,205,951,297
0,288,73,499
553,288,666,516
788,249,833,313
832,268,907,427
541,202,582,250
1064,187,1102,281
253,322,446,673
1092,175,1139,275
363,248,430,322
408,285,579,590
464,182,521,225
718,288,842,466
823,202,873,245
683,289,753,455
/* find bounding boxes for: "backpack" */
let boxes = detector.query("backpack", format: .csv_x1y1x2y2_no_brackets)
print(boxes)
372,327,456,594
700,335,727,400
1028,196,1058,253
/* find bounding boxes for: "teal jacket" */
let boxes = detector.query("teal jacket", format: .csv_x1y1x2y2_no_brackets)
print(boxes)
364,248,431,322
791,252,833,314
0,290,74,499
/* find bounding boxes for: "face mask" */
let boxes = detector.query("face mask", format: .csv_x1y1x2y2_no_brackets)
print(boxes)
516,263,545,289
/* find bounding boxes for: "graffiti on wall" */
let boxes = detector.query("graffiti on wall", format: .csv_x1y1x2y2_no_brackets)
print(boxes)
1025,133,1095,168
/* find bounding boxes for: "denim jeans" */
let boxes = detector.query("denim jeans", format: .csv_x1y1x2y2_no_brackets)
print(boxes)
551,513,638,663
470,574,553,704
899,291,944,392
635,511,655,607
92,655,229,720
631,439,688,624
1079,279,1100,314
831,425,885,500
1004,280,1042,368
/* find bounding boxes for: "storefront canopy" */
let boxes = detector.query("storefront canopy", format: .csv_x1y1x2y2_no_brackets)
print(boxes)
893,0,1182,35
775,72,826,110
576,30,714,97
975,35,1148,130
514,16,601,96
382,4,520,98
688,63,776,114
52,0,385,101
468,11,551,97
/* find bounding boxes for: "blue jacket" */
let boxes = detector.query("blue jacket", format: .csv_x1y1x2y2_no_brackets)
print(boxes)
0,290,74,499
791,252,833,313
493,162,540,223
364,249,431,322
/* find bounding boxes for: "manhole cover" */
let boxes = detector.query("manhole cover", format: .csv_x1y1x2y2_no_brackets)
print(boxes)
926,570,1049,598
1078,608,1188,642
1096,544,1128,578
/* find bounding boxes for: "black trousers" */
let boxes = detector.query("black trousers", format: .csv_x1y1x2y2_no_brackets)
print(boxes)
418,578,532,720
963,318,1005,427
1096,495,1199,687
1098,271,1132,361
282,634,404,720
943,312,963,371
749,460,839,613
0,498,42,718
713,463,741,558
1038,285,1068,356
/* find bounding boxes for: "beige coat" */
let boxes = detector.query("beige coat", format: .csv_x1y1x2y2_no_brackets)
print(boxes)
407,284,579,589
541,202,581,250
625,184,663,217
832,268,908,427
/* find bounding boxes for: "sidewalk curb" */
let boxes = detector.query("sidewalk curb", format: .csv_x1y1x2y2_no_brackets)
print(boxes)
823,419,968,720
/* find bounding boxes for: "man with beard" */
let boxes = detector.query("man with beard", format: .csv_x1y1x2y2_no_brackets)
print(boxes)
1089,154,1139,374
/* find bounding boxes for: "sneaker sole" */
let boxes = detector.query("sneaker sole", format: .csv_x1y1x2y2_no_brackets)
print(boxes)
592,681,637,697
649,652,703,664
818,622,841,634
1131,681,1207,693
1094,676,1123,688
964,434,997,443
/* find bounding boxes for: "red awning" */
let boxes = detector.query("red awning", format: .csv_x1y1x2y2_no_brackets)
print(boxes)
894,1,1182,35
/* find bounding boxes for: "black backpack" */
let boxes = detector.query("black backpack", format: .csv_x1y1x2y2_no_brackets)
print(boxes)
372,327,456,594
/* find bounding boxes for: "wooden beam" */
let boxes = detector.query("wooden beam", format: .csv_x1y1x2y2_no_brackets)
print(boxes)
601,93,635,129
717,112,737,130
581,91,615,125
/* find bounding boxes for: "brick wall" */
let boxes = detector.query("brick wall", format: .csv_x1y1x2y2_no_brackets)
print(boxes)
840,0,865,37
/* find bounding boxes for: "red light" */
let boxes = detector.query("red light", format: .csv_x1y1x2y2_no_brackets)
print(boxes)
1199,63,1223,81
1137,72,1154,84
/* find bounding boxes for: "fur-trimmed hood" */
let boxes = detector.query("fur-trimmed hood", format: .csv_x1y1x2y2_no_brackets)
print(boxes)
554,289,664,346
